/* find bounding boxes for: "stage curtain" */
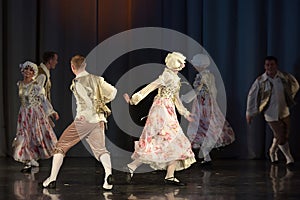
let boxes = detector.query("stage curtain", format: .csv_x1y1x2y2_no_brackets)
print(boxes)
1,0,299,159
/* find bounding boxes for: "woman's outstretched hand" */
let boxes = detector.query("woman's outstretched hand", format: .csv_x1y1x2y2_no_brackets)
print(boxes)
186,113,195,122
123,93,131,104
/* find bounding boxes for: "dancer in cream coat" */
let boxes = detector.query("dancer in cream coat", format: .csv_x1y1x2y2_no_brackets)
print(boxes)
246,56,299,166
42,55,117,190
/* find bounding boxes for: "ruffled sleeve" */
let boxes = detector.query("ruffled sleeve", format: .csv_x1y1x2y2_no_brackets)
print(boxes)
130,78,162,105
246,79,260,117
33,83,57,117
130,69,177,105
97,77,117,103
36,74,46,88
206,72,217,100
174,91,190,118
286,73,299,98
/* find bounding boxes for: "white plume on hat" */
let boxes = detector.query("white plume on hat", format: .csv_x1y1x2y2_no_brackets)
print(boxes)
191,54,210,67
20,61,38,78
165,52,186,71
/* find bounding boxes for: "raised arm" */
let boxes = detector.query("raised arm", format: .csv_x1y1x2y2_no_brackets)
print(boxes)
127,78,161,105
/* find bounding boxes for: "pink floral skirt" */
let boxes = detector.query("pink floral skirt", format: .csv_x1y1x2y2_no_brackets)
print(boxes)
12,106,57,163
132,97,195,171
187,94,235,154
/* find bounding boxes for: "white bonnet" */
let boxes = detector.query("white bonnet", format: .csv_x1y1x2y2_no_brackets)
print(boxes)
191,54,210,67
165,52,186,71
20,61,38,78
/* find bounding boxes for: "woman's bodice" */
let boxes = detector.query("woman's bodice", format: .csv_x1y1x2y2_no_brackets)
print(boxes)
18,81,42,108
193,71,209,96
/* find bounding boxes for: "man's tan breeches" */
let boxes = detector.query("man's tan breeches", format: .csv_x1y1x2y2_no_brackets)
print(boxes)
54,119,109,160
267,116,290,145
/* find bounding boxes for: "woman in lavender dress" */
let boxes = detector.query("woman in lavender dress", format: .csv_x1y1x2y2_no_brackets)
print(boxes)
12,61,58,172
182,54,235,165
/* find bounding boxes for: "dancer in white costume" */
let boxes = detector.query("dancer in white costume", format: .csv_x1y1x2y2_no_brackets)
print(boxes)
124,52,196,186
42,55,117,190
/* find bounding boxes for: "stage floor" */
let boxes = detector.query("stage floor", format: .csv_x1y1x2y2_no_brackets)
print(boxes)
0,157,299,200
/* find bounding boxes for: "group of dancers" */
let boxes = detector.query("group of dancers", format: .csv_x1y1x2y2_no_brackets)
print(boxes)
12,51,298,190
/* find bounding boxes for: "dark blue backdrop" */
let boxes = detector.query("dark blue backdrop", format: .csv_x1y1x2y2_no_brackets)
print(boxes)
1,0,299,160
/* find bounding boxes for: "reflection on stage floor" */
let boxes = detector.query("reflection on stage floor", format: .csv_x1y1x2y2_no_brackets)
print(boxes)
0,157,299,200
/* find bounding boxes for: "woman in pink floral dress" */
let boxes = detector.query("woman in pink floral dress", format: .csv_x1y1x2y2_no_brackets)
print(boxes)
124,52,196,186
182,54,235,165
12,61,58,172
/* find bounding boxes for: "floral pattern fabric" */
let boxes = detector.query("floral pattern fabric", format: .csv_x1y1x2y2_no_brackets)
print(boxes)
187,70,235,157
12,81,57,163
131,68,196,171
